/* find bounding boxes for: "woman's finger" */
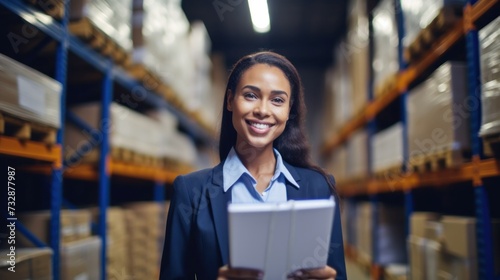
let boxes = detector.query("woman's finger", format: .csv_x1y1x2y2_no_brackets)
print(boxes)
218,265,264,280
288,266,337,279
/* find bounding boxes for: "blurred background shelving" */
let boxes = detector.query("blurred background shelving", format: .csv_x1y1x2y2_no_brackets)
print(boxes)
1,0,500,280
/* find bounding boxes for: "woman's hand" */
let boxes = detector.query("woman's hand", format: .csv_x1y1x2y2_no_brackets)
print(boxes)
217,265,264,280
287,266,337,280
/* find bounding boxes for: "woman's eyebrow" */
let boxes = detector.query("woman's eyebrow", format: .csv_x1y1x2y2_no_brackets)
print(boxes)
242,85,289,97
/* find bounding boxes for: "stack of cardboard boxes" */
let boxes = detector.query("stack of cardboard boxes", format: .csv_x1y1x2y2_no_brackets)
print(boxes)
89,207,130,280
124,202,163,279
409,212,500,279
18,209,101,280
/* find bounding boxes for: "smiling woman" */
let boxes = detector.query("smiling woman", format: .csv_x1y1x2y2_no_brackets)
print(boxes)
159,51,347,280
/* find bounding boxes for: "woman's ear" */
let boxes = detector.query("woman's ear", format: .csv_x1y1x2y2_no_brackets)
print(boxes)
226,90,233,111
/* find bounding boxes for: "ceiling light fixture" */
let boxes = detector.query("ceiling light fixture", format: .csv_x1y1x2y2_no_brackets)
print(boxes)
248,0,271,33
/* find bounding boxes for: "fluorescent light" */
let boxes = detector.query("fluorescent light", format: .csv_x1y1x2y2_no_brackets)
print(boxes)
248,0,270,33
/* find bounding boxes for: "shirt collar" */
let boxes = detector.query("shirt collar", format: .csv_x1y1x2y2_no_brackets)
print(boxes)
222,147,300,192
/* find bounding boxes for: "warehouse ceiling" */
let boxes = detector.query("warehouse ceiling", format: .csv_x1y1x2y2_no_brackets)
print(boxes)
182,0,349,68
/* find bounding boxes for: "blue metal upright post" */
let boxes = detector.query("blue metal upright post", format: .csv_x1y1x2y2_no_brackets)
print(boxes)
464,1,495,278
154,181,165,204
99,60,114,280
154,181,166,265
394,0,413,237
50,1,70,279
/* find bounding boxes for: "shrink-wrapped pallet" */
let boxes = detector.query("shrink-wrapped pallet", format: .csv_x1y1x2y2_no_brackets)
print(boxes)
326,145,348,183
132,0,190,93
479,16,500,138
346,129,368,179
371,122,403,173
132,0,217,124
69,0,132,51
407,62,469,163
61,236,101,280
64,102,163,162
65,102,198,167
356,202,407,265
346,0,369,114
0,53,61,129
372,0,399,90
401,0,466,49
323,49,352,136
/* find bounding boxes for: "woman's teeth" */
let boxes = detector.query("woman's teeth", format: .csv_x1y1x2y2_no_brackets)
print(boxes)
249,122,270,129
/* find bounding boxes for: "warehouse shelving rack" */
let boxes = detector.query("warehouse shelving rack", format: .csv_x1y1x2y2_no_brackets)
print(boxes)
322,0,500,279
0,1,215,279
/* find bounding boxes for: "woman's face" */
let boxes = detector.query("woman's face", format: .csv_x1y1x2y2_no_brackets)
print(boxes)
228,63,291,152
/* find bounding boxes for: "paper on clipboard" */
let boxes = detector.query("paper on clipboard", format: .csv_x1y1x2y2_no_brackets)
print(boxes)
228,197,335,280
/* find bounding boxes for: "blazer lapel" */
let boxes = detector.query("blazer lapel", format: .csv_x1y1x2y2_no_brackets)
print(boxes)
209,163,231,264
284,162,305,200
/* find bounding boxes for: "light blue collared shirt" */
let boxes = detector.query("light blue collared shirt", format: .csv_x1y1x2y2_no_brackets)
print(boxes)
223,147,300,203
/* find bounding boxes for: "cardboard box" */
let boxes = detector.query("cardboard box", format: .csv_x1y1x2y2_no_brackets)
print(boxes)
424,239,442,280
441,216,476,258
438,253,477,280
0,248,52,280
384,264,408,280
411,212,440,238
19,209,92,246
425,221,443,242
408,235,427,280
61,236,101,280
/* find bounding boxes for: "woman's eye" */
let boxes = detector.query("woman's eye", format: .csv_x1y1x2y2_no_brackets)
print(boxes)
244,93,257,99
272,98,285,104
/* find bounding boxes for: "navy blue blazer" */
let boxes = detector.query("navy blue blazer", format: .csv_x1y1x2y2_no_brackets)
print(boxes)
159,161,347,280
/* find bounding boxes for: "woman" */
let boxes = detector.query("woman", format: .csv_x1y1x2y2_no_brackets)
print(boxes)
160,51,346,280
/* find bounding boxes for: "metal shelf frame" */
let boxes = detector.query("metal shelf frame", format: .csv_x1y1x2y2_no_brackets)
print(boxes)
339,0,500,278
0,0,215,145
0,1,205,279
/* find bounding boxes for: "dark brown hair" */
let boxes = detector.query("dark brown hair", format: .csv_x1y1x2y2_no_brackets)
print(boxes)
219,51,337,194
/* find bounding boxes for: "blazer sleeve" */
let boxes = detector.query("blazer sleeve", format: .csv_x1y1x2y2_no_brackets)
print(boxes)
159,176,196,280
328,195,348,279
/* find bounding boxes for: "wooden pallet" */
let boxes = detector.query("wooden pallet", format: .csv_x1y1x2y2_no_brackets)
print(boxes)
409,148,470,173
0,112,57,144
124,64,163,91
404,5,463,63
111,147,162,168
69,18,131,67
483,134,500,157
374,73,398,98
25,0,64,19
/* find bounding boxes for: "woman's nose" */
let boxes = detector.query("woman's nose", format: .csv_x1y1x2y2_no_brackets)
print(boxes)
253,101,270,117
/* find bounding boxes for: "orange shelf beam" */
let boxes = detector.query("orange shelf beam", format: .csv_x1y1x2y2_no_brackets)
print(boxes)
0,136,61,166
322,112,366,155
61,164,98,181
471,0,500,23
322,0,500,157
109,161,182,183
404,19,464,84
24,161,189,183
338,159,500,197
